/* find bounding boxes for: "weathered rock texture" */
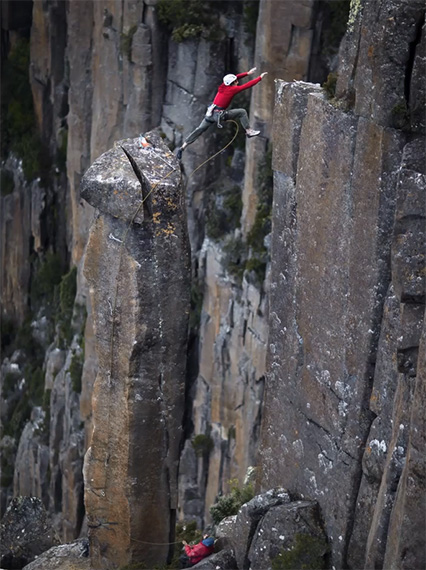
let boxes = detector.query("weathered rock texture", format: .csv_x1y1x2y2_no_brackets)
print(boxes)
22,539,90,570
2,0,333,538
0,158,34,324
243,0,318,234
66,0,168,263
81,132,191,568
0,496,60,569
181,239,267,525
160,8,267,526
259,1,425,566
212,488,328,570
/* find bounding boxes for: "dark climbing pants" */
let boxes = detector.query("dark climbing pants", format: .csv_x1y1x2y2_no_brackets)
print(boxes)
179,553,193,568
184,108,250,145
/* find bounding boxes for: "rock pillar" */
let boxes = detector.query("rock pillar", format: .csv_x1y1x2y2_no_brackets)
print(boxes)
81,132,191,569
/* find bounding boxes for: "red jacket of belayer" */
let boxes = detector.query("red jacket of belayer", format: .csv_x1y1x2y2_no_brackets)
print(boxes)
184,537,215,565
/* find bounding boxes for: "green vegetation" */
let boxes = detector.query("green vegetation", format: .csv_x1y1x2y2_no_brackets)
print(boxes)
243,0,260,36
245,145,273,283
321,0,351,57
215,145,273,285
0,440,16,487
347,0,363,33
175,520,203,546
2,261,78,445
210,479,255,525
121,25,138,60
192,433,214,457
206,185,243,241
271,533,329,570
189,280,204,330
68,349,84,393
322,72,338,99
31,253,63,308
56,266,78,347
1,318,44,439
157,0,222,42
391,101,410,130
1,37,46,182
1,317,16,355
2,363,44,438
2,371,21,397
222,234,247,284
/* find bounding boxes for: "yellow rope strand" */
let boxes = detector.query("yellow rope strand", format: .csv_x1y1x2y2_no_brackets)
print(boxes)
186,119,239,183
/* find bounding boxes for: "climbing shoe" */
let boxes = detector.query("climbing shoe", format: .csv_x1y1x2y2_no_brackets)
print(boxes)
246,129,260,138
176,147,183,160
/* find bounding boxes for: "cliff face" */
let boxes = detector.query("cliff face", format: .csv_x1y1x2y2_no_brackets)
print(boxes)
1,0,425,568
259,1,425,568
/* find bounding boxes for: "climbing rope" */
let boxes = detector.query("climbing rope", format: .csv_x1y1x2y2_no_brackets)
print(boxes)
127,534,183,546
186,119,240,184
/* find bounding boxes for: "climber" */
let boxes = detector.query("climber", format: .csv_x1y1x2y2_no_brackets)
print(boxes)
179,534,215,568
176,67,268,160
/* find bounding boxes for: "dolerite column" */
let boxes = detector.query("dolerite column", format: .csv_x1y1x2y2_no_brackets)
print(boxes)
81,131,190,569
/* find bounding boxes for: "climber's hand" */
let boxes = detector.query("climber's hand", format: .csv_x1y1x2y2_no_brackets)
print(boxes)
182,540,187,546
248,67,257,75
260,72,268,79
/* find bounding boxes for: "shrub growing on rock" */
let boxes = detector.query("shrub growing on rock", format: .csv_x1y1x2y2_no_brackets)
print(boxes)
271,533,329,570
210,479,255,525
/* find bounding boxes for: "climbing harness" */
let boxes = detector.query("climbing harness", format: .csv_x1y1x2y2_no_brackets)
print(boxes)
205,103,226,129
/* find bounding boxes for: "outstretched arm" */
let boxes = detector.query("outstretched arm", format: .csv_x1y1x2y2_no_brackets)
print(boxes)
233,71,268,93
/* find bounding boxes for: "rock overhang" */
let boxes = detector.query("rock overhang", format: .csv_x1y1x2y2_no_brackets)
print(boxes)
80,130,181,225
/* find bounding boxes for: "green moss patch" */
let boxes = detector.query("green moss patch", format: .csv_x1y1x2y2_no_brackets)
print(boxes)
271,533,329,570
157,0,223,42
210,479,255,525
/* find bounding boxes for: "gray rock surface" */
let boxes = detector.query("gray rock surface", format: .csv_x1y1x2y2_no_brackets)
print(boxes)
22,539,90,570
232,488,291,570
191,548,237,570
248,501,328,570
242,0,319,234
81,131,191,568
13,408,50,508
209,492,326,570
260,1,425,566
336,0,425,130
0,496,60,569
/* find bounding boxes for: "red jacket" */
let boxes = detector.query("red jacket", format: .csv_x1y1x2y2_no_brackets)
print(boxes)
212,72,262,109
184,541,214,565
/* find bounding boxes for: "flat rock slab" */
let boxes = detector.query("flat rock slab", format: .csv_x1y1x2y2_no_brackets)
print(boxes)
22,539,90,570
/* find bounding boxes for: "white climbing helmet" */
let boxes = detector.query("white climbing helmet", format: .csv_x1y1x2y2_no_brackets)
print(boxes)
223,74,237,86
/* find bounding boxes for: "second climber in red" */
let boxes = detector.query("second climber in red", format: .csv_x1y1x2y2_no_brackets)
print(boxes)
179,534,215,568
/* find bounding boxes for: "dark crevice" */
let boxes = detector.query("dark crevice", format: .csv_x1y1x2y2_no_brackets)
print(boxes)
120,145,153,219
404,11,425,105
298,409,333,438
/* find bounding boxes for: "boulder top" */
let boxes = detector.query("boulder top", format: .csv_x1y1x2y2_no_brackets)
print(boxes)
80,130,181,224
